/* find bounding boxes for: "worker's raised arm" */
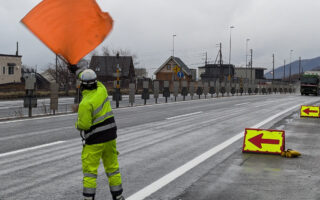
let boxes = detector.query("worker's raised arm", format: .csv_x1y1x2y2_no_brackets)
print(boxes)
76,102,93,131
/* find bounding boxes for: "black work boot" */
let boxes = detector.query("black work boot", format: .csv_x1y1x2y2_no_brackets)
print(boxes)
111,190,125,200
83,194,95,200
113,195,125,200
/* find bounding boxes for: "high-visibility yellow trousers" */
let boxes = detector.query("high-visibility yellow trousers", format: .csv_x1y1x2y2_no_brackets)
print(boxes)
81,139,122,196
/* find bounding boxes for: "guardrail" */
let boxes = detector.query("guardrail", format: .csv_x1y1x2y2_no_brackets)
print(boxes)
0,81,299,120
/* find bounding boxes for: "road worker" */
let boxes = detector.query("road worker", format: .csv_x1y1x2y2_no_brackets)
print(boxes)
73,68,124,200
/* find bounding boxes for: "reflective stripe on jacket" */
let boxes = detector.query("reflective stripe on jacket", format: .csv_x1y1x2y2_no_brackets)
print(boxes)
76,81,117,144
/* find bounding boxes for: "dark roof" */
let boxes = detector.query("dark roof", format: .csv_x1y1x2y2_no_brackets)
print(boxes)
0,54,22,58
154,56,191,75
89,56,134,77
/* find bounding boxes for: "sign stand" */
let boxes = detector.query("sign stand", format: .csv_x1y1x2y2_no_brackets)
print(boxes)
23,73,37,117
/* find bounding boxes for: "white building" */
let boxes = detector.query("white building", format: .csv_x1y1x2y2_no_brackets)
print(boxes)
0,54,22,84
234,67,266,82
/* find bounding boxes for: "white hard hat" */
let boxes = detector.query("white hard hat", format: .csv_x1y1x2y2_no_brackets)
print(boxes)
80,69,97,85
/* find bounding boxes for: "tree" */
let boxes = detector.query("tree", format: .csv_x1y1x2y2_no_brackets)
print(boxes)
45,57,79,95
95,45,139,66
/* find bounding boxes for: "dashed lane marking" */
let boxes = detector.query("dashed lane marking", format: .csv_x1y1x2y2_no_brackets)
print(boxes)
0,141,66,158
166,111,203,120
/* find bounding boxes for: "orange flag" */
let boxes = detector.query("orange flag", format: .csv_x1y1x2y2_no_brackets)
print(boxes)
21,0,113,65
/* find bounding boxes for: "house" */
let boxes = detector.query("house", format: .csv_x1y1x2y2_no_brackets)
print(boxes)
22,67,50,90
135,68,148,78
89,55,135,87
199,64,235,82
234,67,266,82
0,54,22,84
154,56,194,81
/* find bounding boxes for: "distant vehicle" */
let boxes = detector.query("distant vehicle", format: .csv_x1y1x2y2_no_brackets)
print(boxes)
300,74,319,96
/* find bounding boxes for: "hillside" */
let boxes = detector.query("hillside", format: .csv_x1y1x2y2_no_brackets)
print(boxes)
265,56,320,79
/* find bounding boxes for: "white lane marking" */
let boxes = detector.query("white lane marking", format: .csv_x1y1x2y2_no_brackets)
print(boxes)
166,111,203,120
0,141,66,158
0,126,74,141
0,113,77,125
235,102,249,106
126,103,302,200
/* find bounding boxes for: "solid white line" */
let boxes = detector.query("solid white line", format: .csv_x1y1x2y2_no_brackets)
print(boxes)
0,141,66,158
126,103,302,200
166,111,203,120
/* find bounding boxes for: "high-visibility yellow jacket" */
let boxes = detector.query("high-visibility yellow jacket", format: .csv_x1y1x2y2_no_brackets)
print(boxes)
76,81,117,144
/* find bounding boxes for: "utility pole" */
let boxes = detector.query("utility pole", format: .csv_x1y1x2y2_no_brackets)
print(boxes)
299,57,301,80
289,50,293,83
172,34,176,57
283,60,286,81
219,43,223,82
228,26,235,81
250,49,253,84
272,54,275,82
246,39,250,83
55,54,58,83
205,52,208,65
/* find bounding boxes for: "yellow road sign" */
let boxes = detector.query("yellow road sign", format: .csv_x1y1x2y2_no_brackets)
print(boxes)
243,128,285,155
173,65,180,74
300,105,320,118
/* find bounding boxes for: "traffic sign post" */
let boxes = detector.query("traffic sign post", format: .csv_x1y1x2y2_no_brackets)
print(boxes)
50,83,59,114
300,106,320,118
142,81,150,105
163,81,170,103
215,80,220,97
153,81,159,104
24,73,37,117
243,128,285,155
113,80,122,108
209,81,215,98
203,82,209,99
173,81,179,101
181,81,188,101
129,83,135,107
189,82,194,100
220,82,226,97
196,82,203,99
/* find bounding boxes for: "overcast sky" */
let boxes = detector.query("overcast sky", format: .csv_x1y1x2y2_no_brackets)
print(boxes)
1,0,320,75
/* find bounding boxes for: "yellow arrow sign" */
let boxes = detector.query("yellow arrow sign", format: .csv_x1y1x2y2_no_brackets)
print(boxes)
300,105,320,118
243,128,285,155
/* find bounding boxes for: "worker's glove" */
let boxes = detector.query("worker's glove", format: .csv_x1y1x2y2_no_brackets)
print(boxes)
69,64,78,74
68,64,85,78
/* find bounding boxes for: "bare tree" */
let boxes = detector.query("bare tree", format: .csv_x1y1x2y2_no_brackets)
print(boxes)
102,46,111,56
90,45,140,65
45,57,78,95
111,48,139,65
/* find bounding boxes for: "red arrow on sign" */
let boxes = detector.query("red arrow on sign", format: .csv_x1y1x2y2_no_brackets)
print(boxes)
249,134,280,149
303,108,318,115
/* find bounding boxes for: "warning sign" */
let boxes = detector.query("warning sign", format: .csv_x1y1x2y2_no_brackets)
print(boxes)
300,105,320,118
243,128,285,155
173,66,181,74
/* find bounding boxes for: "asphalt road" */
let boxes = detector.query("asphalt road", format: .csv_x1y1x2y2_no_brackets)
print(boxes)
0,94,319,200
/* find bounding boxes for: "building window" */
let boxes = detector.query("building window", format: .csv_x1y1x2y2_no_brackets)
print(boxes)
3,67,5,74
167,65,171,70
8,66,14,75
95,67,100,72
